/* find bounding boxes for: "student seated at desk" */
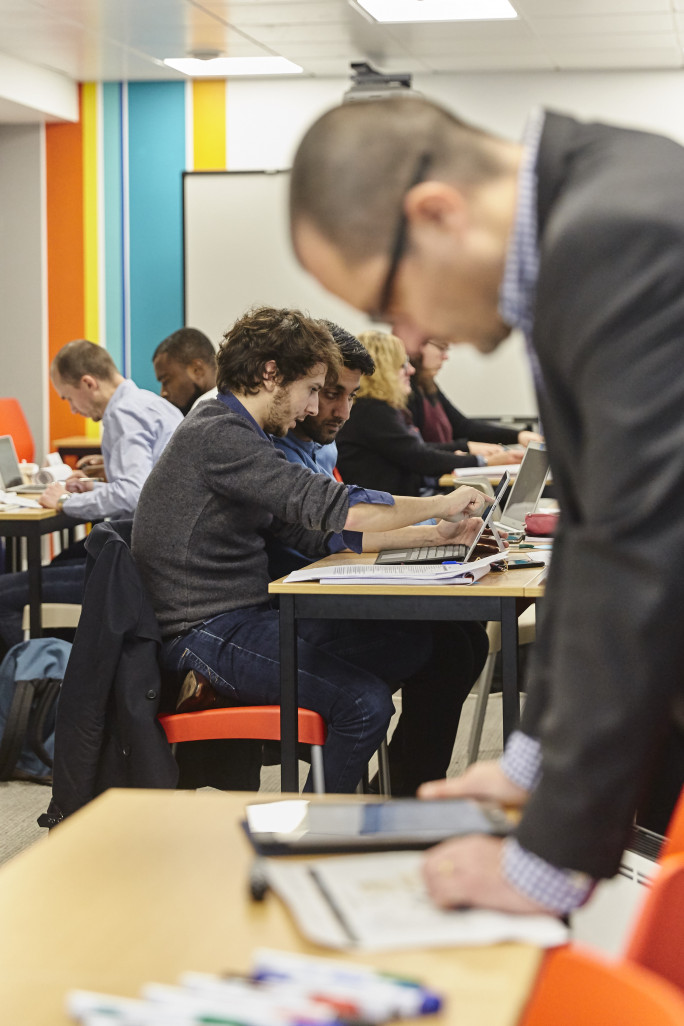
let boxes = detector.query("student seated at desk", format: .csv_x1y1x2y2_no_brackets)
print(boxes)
0,341,181,655
272,321,489,795
132,307,488,794
152,326,218,416
336,331,522,497
409,339,542,457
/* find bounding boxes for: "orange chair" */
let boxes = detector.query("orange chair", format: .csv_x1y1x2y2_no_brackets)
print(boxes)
0,398,34,462
159,705,328,793
623,853,684,994
520,945,684,1026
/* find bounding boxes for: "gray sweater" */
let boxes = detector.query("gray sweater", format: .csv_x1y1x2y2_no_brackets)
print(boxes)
132,399,350,636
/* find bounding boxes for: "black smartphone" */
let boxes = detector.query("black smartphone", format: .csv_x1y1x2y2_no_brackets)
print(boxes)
507,557,546,569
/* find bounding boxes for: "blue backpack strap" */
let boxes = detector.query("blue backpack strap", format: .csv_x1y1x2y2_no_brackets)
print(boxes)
0,679,38,780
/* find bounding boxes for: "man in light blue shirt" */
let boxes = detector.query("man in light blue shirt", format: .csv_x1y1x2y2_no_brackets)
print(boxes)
0,341,180,654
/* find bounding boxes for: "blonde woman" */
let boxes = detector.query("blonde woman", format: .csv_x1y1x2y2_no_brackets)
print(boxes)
337,330,482,495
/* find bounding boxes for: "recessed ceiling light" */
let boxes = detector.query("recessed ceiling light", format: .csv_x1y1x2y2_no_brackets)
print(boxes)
352,0,517,23
163,56,303,77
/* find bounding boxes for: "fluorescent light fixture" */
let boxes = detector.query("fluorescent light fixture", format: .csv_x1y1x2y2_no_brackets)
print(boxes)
163,56,303,77
353,0,517,23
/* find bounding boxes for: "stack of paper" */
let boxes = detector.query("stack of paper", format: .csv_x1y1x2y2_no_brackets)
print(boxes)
0,490,40,509
284,551,504,586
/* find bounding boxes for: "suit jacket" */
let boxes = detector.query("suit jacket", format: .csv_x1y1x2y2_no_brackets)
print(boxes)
335,396,478,495
515,112,684,877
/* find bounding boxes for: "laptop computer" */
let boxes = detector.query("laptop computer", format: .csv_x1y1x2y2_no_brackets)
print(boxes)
0,435,42,493
493,442,549,540
375,471,510,565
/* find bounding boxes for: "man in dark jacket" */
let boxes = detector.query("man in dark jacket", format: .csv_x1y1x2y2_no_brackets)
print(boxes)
289,96,684,914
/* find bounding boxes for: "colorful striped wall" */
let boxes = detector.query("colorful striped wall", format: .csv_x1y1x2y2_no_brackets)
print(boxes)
44,79,227,444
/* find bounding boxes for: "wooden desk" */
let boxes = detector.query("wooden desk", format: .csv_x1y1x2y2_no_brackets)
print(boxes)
270,553,544,791
0,506,89,636
53,435,102,460
0,788,543,1026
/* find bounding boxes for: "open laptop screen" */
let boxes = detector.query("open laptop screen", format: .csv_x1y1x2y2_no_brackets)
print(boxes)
0,436,23,490
499,444,549,531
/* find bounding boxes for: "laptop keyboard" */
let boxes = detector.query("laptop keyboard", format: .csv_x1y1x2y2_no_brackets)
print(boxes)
375,543,468,565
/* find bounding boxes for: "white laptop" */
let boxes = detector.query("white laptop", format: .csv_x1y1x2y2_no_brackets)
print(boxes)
493,442,549,539
0,435,40,493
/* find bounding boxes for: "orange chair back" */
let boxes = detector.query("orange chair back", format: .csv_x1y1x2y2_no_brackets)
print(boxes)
521,946,684,1026
0,398,34,462
624,853,684,994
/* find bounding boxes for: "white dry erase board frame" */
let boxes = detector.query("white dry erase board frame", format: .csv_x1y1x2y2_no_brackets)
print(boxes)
182,170,374,346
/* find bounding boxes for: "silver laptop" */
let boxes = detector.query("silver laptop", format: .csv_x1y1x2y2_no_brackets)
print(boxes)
493,442,549,538
0,435,40,492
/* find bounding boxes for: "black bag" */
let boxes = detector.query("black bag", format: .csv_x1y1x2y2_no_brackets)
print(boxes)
0,639,72,782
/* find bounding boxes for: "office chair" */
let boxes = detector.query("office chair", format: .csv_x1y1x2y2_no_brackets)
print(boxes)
623,853,684,994
0,398,34,462
22,603,81,641
159,705,328,793
520,945,684,1026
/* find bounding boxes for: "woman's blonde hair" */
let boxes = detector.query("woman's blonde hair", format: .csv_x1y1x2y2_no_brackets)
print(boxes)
356,331,408,409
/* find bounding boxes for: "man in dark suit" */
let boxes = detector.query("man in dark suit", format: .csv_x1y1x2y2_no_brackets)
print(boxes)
289,96,684,916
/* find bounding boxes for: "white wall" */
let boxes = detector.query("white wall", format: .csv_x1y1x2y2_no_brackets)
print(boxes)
225,69,684,419
0,124,47,457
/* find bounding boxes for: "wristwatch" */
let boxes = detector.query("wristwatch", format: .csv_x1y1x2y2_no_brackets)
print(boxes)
56,493,70,510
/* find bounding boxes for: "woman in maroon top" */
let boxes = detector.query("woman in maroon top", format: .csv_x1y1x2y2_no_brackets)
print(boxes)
409,339,542,453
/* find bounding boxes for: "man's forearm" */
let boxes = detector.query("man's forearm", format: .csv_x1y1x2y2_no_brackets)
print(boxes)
345,490,479,533
360,523,440,552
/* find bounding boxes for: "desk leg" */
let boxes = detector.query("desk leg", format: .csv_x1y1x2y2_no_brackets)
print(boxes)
500,598,520,742
278,595,299,792
26,533,43,638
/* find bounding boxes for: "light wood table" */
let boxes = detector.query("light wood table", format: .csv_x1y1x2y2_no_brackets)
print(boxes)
0,788,543,1026
270,553,545,791
53,435,102,459
0,506,90,635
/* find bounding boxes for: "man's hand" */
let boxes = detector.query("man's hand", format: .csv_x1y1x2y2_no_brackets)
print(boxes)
65,477,95,493
439,486,491,522
38,482,68,509
518,430,543,447
76,454,105,478
435,516,483,546
422,836,552,914
418,761,530,807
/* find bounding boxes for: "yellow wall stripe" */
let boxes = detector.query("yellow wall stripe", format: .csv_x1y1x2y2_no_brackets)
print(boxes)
192,80,227,170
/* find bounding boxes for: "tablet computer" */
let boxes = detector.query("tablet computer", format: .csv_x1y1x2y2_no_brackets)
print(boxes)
244,797,512,855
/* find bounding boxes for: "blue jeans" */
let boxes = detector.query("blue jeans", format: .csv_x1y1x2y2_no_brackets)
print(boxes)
161,605,432,793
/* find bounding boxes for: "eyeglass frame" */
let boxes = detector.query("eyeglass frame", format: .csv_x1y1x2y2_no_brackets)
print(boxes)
368,151,433,324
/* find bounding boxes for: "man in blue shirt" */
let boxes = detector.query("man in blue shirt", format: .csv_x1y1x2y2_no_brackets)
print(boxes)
272,322,489,796
0,341,181,654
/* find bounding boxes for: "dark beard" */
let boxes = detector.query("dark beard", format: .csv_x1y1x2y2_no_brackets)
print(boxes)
180,382,206,417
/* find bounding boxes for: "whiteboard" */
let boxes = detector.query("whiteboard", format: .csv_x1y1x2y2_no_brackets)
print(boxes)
183,170,373,347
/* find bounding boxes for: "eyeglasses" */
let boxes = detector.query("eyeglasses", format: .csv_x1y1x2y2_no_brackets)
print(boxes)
368,151,432,324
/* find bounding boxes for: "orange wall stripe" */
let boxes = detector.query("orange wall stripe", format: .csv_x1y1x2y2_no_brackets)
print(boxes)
192,79,227,170
45,84,87,443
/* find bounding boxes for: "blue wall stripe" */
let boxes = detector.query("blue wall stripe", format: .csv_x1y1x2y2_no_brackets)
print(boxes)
127,82,186,391
102,82,125,375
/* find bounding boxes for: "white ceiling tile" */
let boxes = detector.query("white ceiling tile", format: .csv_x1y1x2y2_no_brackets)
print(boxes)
387,18,537,44
550,48,683,70
530,13,675,36
421,51,554,71
540,33,678,51
515,0,671,13
213,1,351,26
234,21,353,43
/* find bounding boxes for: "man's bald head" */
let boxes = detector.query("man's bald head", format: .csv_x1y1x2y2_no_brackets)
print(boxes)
290,95,508,266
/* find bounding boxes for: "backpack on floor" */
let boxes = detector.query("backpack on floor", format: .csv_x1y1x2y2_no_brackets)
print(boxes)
0,638,72,783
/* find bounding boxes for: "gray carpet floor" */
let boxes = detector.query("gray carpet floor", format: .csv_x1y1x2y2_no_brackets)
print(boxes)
0,691,509,868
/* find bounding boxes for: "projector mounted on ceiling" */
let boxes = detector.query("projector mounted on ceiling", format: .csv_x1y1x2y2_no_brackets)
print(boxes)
343,62,420,103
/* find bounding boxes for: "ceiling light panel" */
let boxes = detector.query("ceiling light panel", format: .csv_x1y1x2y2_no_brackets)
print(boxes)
353,0,518,23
